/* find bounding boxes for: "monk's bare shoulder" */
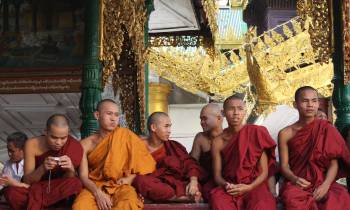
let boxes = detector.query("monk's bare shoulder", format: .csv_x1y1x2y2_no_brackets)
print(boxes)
25,136,44,155
278,123,298,143
193,132,207,146
80,134,99,153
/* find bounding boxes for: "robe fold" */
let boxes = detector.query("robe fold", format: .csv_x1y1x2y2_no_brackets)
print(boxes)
133,140,205,202
73,127,156,210
4,136,83,210
199,150,215,202
280,119,350,210
210,125,277,210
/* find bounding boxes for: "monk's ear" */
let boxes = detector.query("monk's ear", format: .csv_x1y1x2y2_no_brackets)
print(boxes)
293,101,297,108
94,111,99,120
150,123,157,132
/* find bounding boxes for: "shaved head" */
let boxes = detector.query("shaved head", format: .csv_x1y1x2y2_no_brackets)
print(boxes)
147,112,172,141
46,114,69,131
147,112,169,132
95,99,119,131
201,103,222,116
294,86,318,102
96,99,118,112
200,103,223,132
223,93,245,110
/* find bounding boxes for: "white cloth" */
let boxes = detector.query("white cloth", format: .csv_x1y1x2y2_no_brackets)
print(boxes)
2,159,24,181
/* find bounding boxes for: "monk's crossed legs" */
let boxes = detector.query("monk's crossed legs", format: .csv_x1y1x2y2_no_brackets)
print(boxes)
210,184,276,210
73,185,143,210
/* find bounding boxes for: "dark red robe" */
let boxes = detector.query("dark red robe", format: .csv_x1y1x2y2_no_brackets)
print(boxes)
210,125,277,210
199,150,215,202
4,136,83,210
133,140,205,202
280,119,350,210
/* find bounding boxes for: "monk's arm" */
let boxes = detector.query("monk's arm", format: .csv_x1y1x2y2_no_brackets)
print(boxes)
23,139,46,184
323,159,338,186
190,133,202,161
278,131,299,183
116,174,136,185
248,151,268,189
79,142,113,209
79,147,99,194
212,137,226,186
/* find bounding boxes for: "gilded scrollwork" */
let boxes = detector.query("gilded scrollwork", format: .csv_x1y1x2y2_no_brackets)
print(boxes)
149,17,333,115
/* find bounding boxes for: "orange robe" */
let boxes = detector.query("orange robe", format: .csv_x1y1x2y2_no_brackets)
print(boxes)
73,127,156,210
4,136,83,210
280,119,350,210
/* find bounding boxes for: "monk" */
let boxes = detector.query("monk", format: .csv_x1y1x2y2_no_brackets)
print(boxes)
4,114,83,210
279,86,350,210
190,103,223,201
133,112,204,203
210,95,277,210
73,99,155,210
316,109,327,120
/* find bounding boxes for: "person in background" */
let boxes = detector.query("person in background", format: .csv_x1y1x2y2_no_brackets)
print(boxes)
0,132,29,189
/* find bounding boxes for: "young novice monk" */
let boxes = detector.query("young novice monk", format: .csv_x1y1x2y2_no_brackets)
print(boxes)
279,86,350,210
190,103,223,201
4,114,83,210
133,112,204,203
210,95,277,210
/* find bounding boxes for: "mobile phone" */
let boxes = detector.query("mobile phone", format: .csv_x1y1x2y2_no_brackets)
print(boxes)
52,157,60,162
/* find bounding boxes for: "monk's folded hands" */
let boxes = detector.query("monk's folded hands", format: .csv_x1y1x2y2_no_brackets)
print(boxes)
313,182,331,201
294,177,311,189
228,183,252,197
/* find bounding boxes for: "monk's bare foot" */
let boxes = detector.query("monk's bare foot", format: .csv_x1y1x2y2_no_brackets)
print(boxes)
193,191,203,203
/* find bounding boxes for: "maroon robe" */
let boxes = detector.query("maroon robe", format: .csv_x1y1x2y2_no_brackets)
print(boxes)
4,136,83,210
133,140,205,202
280,119,350,210
210,125,277,210
199,150,215,202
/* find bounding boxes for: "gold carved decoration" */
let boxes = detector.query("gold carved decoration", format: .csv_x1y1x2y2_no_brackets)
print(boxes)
148,47,249,101
149,16,333,115
230,0,249,8
343,0,350,84
244,17,333,114
99,0,147,131
202,0,219,42
149,36,202,48
297,0,332,65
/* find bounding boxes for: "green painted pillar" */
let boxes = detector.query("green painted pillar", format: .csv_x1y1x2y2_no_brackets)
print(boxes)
79,0,102,138
332,0,350,134
144,0,154,131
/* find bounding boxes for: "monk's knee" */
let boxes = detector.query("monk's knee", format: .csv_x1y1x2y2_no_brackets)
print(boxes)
65,177,83,194
134,175,175,201
4,186,28,209
73,189,97,210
